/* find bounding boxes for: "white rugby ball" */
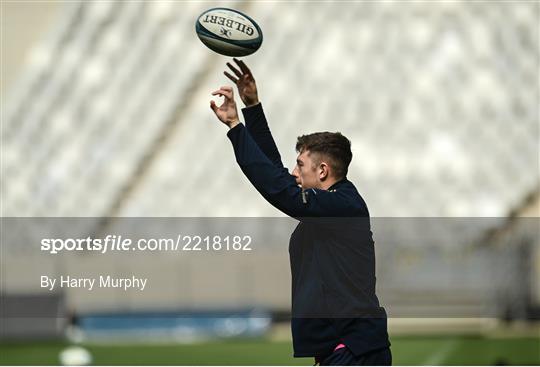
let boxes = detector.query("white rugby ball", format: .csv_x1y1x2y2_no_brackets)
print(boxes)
196,8,263,57
59,346,92,366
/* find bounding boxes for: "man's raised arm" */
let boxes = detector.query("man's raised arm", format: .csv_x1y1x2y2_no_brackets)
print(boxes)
224,58,285,169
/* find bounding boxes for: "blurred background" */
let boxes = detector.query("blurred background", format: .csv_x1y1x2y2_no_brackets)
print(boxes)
1,1,539,365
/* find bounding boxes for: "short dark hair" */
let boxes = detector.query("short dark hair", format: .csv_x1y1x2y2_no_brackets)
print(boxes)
296,132,352,179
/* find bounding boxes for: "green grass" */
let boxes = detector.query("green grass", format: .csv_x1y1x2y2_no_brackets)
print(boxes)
1,335,539,365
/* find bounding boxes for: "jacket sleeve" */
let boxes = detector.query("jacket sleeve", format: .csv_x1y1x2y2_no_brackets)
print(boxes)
241,103,285,169
227,123,363,218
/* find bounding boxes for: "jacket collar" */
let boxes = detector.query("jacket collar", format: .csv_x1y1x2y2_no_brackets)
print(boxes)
327,178,348,191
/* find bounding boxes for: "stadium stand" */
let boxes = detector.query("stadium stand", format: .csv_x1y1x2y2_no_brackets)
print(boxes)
2,1,538,219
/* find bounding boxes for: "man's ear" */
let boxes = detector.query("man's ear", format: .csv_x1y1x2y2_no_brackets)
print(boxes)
319,162,330,181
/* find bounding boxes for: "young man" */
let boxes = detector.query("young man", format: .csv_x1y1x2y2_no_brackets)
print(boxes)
210,58,391,366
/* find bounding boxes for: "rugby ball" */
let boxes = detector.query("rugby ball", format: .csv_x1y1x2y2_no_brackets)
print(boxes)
195,8,263,57
59,346,92,366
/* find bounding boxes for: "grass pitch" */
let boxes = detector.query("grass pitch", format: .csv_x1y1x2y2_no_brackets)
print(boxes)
1,335,539,365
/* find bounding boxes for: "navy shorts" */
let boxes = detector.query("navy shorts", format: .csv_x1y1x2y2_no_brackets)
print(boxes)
316,346,392,366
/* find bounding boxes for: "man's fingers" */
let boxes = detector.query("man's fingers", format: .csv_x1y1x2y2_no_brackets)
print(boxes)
224,71,239,84
226,62,243,78
211,86,232,94
211,88,233,100
233,57,252,76
210,100,219,113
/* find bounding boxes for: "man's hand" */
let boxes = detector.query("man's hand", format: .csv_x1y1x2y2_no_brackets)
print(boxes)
210,86,240,129
224,58,259,107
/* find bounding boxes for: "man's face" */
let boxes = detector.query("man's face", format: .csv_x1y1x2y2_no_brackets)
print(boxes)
292,150,322,189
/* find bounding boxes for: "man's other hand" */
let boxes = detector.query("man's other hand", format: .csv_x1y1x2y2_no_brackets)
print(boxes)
210,86,240,129
224,58,259,107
